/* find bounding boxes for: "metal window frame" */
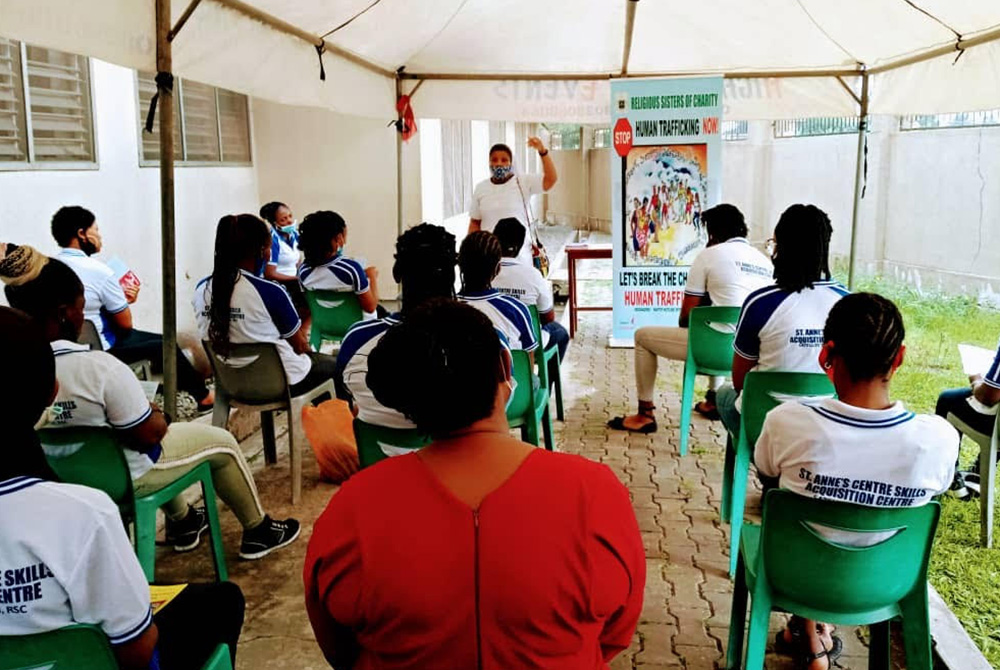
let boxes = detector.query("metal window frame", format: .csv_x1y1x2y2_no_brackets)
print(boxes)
0,40,99,171
899,110,1000,132
773,116,860,139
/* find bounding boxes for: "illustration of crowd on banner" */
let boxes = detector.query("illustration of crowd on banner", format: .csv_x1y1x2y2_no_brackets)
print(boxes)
610,77,724,343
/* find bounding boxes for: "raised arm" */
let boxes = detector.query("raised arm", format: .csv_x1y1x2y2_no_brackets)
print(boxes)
528,137,557,191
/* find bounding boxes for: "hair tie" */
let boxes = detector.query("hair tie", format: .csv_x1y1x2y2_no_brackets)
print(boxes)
0,245,48,287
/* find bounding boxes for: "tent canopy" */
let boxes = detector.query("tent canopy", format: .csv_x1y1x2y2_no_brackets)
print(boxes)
4,0,1000,121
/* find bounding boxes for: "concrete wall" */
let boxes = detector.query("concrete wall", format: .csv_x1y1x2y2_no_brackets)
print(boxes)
252,100,422,300
0,59,258,333
544,118,1000,297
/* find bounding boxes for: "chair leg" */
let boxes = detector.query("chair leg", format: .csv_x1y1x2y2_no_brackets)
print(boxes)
744,577,772,670
868,620,891,670
200,476,229,582
551,358,564,422
721,435,735,524
678,363,697,457
289,409,301,505
899,589,933,670
525,413,540,447
729,440,751,578
980,439,996,548
542,406,554,451
133,502,157,583
261,411,277,465
726,550,749,669
211,394,232,430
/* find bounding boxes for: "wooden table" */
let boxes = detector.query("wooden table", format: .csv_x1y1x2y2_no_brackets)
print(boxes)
566,243,613,338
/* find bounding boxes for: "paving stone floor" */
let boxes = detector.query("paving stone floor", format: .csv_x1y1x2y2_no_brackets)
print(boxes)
156,308,877,669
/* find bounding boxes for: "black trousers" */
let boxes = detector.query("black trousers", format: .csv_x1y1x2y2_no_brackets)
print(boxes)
109,329,209,402
154,581,245,669
289,352,339,399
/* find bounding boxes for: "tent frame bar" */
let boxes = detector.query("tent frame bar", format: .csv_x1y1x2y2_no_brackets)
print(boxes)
169,0,204,41
847,72,869,290
620,0,639,76
868,25,1000,75
211,0,395,78
398,68,861,81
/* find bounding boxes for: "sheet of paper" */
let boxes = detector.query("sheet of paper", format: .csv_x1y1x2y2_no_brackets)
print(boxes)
959,344,995,377
149,584,187,615
139,381,160,402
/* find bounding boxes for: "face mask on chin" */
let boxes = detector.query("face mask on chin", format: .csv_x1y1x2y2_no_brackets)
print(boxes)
79,238,98,256
491,165,513,181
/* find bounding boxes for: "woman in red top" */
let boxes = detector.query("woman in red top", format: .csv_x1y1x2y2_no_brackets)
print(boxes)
304,300,644,670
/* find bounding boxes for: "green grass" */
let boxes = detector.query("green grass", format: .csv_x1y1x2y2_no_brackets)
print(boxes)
845,273,1000,665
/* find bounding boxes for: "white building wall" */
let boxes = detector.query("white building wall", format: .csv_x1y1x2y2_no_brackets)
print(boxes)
0,59,259,333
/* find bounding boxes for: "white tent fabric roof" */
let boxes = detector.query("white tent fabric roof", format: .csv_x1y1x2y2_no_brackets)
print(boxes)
3,0,1000,121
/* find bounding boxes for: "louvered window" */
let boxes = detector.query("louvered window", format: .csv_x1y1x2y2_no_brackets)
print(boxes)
137,72,251,166
0,38,95,167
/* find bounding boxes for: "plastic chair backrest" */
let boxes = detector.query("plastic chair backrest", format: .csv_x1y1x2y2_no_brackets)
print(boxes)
0,624,118,670
38,427,134,507
306,289,364,339
687,306,742,373
526,306,550,386
740,370,835,447
505,349,534,421
78,320,102,351
203,340,290,404
760,489,940,615
353,418,429,468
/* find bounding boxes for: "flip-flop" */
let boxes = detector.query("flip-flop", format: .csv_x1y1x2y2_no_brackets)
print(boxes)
607,416,658,434
693,401,721,420
795,634,843,670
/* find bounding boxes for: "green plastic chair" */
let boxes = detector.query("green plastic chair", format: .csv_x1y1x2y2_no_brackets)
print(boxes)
39,427,228,583
722,370,835,576
944,410,999,548
726,489,939,670
354,418,430,469
528,306,564,422
305,289,364,351
0,624,232,670
505,349,553,449
678,306,742,456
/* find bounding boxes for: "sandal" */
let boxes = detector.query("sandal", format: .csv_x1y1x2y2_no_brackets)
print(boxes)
693,400,721,420
774,616,806,655
795,633,842,670
607,416,658,434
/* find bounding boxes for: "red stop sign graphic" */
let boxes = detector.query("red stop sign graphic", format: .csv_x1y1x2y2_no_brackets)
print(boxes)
613,117,633,157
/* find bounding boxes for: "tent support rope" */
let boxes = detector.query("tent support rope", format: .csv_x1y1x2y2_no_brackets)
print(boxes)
847,71,869,291
157,0,178,418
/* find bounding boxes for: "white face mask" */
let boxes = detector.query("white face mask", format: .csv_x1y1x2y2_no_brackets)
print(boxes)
505,376,518,412
500,350,517,411
33,404,63,430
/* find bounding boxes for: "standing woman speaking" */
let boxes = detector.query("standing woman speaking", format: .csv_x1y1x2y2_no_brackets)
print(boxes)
469,137,557,265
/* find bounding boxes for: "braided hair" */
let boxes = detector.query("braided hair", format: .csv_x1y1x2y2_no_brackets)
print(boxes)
367,299,506,437
702,204,747,243
823,292,905,382
207,214,270,356
298,210,347,267
259,201,288,224
772,204,833,293
458,231,502,293
393,223,457,314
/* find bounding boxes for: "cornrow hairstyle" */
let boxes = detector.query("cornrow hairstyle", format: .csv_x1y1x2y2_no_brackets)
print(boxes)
51,206,96,247
823,292,905,382
208,214,270,356
703,204,748,243
298,210,347,267
259,201,288,224
0,307,60,482
493,218,525,258
771,204,833,293
489,143,513,161
459,231,502,293
3,252,84,341
367,299,505,437
393,223,457,314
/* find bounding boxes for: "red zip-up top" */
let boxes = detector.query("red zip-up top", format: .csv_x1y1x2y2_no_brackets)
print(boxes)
304,450,645,670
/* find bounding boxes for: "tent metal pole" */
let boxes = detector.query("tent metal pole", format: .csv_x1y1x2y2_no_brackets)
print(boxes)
847,71,869,290
399,68,860,81
868,25,1000,75
395,74,403,237
620,0,639,76
156,0,178,418
169,0,204,41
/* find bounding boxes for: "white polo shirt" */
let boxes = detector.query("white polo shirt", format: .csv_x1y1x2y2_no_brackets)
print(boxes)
493,259,554,315
0,476,152,644
55,248,129,350
194,270,311,386
755,397,957,544
458,289,538,352
469,173,543,265
981,337,1000,390
336,315,411,429
298,255,371,296
42,340,157,480
733,281,850,373
684,238,773,307
269,229,300,277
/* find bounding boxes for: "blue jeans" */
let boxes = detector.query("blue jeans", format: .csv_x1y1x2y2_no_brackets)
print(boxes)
716,383,741,441
543,321,569,361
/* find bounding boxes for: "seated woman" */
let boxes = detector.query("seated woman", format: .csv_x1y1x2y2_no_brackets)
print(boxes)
296,210,380,319
195,213,338,397
755,293,957,670
305,300,645,669
935,339,1000,498
1,245,298,560
259,200,308,322
0,306,245,670
335,223,457,429
457,230,538,353
717,204,849,437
